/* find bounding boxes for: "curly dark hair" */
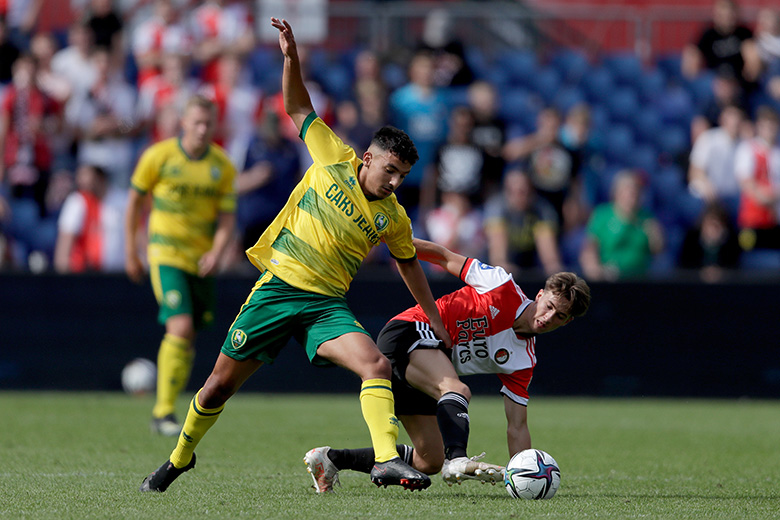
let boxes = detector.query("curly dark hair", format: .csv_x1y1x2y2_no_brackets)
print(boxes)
370,126,419,166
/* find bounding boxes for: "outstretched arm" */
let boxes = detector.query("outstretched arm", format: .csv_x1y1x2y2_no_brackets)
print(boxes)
396,258,452,349
504,396,531,457
271,17,314,132
412,238,468,278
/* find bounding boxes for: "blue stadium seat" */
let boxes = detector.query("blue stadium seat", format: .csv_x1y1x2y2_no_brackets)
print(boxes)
685,71,715,111
498,49,538,87
550,48,590,85
552,85,586,114
650,164,686,226
499,88,541,129
605,87,639,124
634,108,663,145
603,52,643,88
631,143,659,175
656,124,689,159
655,53,683,82
464,46,490,80
637,69,667,103
603,124,636,166
319,65,353,101
382,62,407,90
530,67,562,103
580,66,615,105
654,85,695,126
740,249,780,270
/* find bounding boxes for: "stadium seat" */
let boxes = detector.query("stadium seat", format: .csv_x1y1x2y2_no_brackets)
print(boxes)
580,66,615,105
685,71,715,111
602,124,636,165
603,52,643,88
740,249,780,270
655,53,683,82
656,124,689,159
464,46,489,80
633,108,663,146
530,67,562,103
631,143,659,175
654,85,695,126
319,65,353,101
605,87,639,124
552,85,586,114
381,62,407,90
498,49,538,87
637,69,667,104
499,88,541,127
550,48,590,85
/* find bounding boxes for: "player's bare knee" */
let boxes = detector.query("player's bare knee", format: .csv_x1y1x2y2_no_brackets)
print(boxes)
442,381,471,401
199,377,234,408
414,454,445,475
361,353,391,380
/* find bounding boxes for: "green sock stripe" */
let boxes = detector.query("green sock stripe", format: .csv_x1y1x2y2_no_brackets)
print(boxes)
361,385,392,392
191,397,224,417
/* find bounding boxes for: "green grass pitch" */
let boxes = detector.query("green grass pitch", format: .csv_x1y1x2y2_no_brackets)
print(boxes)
1,392,778,519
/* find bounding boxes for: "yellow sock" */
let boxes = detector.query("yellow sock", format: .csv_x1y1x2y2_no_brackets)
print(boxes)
153,334,194,419
170,389,224,468
359,378,399,463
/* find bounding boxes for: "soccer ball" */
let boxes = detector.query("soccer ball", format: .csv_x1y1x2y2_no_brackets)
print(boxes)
121,358,157,395
504,449,561,499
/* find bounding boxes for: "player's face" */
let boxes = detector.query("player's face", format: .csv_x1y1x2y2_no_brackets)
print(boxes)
359,150,411,200
181,105,215,150
530,290,573,334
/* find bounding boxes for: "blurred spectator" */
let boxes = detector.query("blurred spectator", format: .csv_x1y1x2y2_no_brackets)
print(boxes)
189,0,255,84
682,0,753,85
30,32,71,105
417,8,474,87
0,16,21,85
85,0,124,54
54,163,126,273
66,46,136,188
734,105,780,249
420,105,484,216
559,103,598,232
0,54,55,216
688,103,744,217
199,52,260,167
580,170,664,281
467,80,506,197
353,49,387,105
422,106,485,260
236,109,300,254
333,99,373,153
741,8,780,83
691,66,748,141
389,51,450,211
51,22,97,96
2,0,42,50
137,52,199,143
132,0,192,86
503,107,575,229
483,168,563,276
680,202,741,282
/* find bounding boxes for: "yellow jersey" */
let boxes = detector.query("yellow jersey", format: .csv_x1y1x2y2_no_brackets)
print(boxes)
130,137,237,274
247,113,416,297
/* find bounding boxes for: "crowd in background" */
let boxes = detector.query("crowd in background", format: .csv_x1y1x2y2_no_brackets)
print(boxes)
2,0,780,283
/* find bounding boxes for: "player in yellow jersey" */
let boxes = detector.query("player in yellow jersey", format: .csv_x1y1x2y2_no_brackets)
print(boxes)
125,95,237,437
139,18,451,493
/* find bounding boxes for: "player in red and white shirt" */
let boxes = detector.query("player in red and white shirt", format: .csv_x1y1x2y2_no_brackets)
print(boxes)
303,238,590,492
132,0,193,86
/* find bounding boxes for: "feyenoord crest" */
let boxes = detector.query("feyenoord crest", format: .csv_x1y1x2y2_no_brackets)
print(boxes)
494,348,510,365
231,329,247,349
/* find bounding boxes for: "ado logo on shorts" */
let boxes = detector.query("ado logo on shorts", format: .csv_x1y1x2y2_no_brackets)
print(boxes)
231,329,248,349
165,290,182,309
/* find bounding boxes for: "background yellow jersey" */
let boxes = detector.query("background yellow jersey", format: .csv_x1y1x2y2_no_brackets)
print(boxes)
247,114,416,297
131,138,237,274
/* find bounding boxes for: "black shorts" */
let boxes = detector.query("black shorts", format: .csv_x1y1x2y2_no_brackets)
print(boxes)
376,319,449,416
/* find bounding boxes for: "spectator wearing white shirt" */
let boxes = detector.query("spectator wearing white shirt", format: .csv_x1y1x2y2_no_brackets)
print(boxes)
688,104,745,218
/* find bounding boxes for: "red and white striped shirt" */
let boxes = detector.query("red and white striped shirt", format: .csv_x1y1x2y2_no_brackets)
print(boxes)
393,258,536,405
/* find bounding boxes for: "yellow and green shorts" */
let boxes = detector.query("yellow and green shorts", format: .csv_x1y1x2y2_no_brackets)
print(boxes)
221,271,370,366
150,263,215,330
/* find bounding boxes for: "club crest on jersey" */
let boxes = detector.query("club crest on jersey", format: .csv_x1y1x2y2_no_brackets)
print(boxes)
494,348,510,365
164,290,182,309
210,166,220,180
231,329,247,349
373,212,389,232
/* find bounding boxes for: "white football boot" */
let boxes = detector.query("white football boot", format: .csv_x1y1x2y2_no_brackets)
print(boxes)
441,452,505,486
304,446,340,493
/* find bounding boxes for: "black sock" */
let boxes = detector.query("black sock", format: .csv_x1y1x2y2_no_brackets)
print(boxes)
437,392,470,460
328,444,414,473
